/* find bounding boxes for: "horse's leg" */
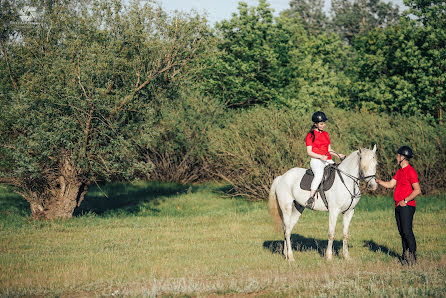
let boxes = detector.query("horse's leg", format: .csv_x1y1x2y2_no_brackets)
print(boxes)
326,208,340,261
281,201,296,261
287,203,303,259
342,209,355,260
283,229,287,259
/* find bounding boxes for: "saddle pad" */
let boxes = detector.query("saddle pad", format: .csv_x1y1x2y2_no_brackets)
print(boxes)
300,165,336,191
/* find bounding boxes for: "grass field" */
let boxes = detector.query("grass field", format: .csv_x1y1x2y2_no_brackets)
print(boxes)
0,182,445,297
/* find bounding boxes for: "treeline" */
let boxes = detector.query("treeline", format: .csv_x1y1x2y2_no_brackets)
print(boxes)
0,0,444,219
200,0,444,121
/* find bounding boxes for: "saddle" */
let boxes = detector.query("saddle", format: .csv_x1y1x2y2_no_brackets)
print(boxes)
300,164,337,209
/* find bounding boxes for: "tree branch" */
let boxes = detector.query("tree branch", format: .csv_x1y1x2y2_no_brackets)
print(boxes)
0,41,18,91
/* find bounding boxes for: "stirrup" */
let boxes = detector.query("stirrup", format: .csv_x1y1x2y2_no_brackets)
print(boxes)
305,195,315,209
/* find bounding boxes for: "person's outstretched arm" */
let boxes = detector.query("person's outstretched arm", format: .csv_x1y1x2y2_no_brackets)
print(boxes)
376,178,397,189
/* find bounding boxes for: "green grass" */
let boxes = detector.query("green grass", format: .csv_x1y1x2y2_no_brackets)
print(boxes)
0,182,445,296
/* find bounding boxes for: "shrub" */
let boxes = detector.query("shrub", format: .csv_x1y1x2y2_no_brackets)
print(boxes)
141,92,225,184
208,106,445,200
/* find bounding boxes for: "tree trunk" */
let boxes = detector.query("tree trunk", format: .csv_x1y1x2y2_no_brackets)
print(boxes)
21,157,89,220
23,180,88,220
38,180,87,220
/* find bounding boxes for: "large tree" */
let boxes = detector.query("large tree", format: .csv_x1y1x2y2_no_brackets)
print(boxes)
347,0,445,121
285,0,330,36
403,0,445,122
199,0,285,108
199,0,352,109
0,0,208,219
330,0,400,43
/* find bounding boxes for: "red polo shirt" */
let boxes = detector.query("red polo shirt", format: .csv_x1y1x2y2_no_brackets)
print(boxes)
393,164,418,207
305,130,331,160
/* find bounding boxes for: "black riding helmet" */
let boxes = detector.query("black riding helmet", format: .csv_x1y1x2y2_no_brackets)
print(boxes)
397,146,414,159
312,111,327,123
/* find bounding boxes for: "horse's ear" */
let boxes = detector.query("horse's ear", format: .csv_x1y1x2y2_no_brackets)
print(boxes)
372,144,377,153
358,147,362,154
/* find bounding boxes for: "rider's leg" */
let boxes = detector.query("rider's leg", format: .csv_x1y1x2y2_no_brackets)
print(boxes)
306,158,325,208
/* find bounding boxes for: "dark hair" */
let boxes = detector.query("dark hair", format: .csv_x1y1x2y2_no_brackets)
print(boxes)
307,124,317,142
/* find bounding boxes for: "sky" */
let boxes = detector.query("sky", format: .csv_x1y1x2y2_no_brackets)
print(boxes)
157,0,407,25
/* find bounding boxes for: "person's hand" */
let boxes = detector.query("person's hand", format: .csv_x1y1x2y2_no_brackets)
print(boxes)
339,153,345,159
376,178,382,185
398,200,407,207
320,155,328,161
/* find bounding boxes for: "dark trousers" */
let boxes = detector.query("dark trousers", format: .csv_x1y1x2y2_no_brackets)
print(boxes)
395,206,417,262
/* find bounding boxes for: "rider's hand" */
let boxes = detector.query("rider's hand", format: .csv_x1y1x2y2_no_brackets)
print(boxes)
339,154,345,159
320,155,328,161
398,200,407,207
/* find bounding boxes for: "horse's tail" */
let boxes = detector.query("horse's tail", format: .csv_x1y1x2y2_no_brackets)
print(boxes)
268,176,283,232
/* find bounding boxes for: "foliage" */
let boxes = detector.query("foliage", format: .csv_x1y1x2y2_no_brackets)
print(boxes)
208,106,446,201
199,0,285,108
199,1,353,110
139,92,225,184
282,31,352,109
0,0,209,219
285,0,330,36
330,0,400,43
0,0,444,221
404,0,445,121
348,9,445,121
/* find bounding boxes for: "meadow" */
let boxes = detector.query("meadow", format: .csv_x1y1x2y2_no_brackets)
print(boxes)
0,182,445,297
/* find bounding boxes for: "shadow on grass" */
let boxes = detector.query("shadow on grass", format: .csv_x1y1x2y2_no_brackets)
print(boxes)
363,240,400,259
211,184,245,199
74,182,196,217
263,234,343,257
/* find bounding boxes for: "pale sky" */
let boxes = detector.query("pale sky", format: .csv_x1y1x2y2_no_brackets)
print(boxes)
156,0,407,25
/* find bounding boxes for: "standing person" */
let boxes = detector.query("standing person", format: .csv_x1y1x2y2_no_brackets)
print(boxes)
305,111,345,208
376,146,421,265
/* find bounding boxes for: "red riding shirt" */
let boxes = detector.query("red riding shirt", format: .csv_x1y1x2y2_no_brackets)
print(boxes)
305,130,332,160
393,164,418,207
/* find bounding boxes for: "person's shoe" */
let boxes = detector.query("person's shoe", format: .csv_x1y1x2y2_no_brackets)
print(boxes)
398,255,408,266
406,253,417,266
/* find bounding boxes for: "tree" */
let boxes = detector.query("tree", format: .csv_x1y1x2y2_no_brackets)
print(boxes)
271,13,352,109
199,0,284,108
0,0,22,92
0,0,208,219
403,0,445,122
331,0,400,43
283,32,352,109
346,0,445,121
199,1,352,110
285,0,330,36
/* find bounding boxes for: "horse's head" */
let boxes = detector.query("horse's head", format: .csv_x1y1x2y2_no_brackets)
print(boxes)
358,144,378,191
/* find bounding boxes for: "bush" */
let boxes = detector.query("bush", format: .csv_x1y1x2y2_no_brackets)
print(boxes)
208,106,446,200
141,92,225,184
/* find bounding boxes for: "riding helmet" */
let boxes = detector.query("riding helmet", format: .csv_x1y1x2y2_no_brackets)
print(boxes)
397,146,414,159
312,111,328,123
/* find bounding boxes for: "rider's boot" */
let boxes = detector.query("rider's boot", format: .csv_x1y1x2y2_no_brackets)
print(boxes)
305,190,316,209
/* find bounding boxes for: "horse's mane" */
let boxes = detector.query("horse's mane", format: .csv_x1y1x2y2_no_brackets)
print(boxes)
339,150,359,170
339,148,376,174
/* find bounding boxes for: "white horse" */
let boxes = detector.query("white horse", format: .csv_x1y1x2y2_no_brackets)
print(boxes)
268,145,378,261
